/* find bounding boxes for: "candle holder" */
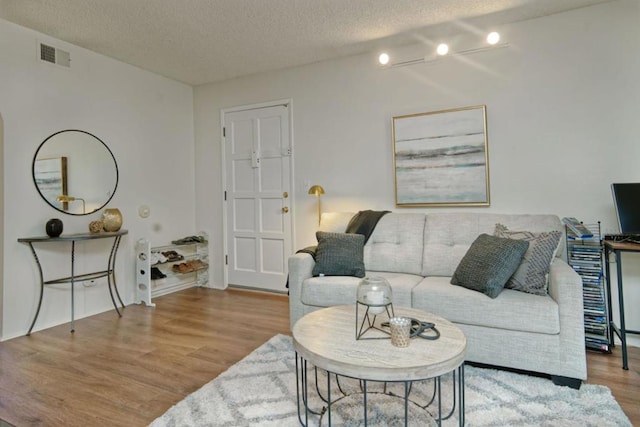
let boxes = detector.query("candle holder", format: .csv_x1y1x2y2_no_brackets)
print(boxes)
355,276,394,340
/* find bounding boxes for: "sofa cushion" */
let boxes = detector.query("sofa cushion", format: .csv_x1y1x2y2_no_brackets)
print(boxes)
301,272,422,308
422,213,564,277
312,232,365,277
494,223,563,296
451,234,529,298
363,214,426,275
413,276,560,335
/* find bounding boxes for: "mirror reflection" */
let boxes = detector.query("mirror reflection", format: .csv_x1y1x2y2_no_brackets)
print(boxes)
32,130,118,215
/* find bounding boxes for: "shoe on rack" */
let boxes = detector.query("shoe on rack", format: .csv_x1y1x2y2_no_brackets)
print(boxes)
171,235,207,245
162,250,184,262
150,251,168,265
151,266,166,280
172,263,194,274
186,259,208,271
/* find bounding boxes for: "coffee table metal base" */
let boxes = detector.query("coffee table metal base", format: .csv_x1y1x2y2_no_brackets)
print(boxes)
295,352,465,426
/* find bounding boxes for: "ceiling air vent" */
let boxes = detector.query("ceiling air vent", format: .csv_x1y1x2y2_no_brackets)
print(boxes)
39,43,71,68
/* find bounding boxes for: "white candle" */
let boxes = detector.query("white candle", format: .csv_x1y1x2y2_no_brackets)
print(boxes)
367,290,385,315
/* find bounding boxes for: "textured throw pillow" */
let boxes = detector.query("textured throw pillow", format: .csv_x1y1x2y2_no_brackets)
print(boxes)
451,234,529,298
494,223,563,296
312,232,366,277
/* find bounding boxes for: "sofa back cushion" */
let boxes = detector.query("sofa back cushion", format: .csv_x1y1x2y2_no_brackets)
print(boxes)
422,213,563,277
319,212,426,275
364,213,425,275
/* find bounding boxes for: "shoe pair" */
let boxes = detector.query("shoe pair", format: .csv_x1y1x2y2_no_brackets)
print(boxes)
171,235,207,245
162,250,184,262
150,251,168,265
172,259,208,274
172,263,194,274
151,266,166,280
187,259,208,271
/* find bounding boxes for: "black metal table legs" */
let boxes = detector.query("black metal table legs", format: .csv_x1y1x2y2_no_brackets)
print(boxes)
295,352,465,426
24,235,125,335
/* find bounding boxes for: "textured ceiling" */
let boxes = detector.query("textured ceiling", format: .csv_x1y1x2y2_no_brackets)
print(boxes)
0,0,612,86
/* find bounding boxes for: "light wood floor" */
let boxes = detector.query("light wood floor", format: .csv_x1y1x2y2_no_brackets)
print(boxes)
0,287,638,426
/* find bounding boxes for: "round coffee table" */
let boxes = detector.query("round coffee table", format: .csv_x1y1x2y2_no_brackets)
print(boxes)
292,305,467,426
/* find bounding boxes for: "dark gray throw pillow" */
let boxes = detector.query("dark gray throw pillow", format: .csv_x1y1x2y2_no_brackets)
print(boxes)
451,234,529,298
494,223,562,296
312,232,365,278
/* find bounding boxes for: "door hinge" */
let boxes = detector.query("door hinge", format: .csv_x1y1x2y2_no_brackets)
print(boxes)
223,127,226,137
224,191,227,201
225,255,228,265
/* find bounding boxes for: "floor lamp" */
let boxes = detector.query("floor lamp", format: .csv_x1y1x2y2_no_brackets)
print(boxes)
308,185,325,226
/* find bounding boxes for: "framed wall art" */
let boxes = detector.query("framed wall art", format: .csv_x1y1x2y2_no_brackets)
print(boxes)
392,105,490,207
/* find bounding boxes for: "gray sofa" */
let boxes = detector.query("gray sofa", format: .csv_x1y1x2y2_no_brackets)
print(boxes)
288,212,587,387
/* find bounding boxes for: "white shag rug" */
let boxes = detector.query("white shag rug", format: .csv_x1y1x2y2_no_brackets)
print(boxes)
150,334,631,427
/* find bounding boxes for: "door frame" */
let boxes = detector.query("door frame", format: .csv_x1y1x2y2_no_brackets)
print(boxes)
220,98,296,289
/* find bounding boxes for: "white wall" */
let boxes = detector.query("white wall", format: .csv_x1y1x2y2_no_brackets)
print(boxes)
0,19,196,339
0,113,4,335
194,0,640,345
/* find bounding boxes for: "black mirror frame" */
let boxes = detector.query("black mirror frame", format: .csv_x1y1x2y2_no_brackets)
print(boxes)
32,129,119,216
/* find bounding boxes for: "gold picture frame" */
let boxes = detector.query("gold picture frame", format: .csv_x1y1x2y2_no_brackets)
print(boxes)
392,105,490,207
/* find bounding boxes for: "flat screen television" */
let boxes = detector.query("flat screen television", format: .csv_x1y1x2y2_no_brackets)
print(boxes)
611,183,640,234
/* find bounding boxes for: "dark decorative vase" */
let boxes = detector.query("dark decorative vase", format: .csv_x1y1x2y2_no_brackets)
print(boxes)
45,218,63,237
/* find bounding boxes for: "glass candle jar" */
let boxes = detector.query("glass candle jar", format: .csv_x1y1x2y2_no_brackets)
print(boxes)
357,276,392,315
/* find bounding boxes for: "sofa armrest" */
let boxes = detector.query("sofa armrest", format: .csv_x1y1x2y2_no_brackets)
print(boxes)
288,253,315,330
547,258,587,379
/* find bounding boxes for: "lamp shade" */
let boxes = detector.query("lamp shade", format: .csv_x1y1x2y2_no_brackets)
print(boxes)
308,185,325,196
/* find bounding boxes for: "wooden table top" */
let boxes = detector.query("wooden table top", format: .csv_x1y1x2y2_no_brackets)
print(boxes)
604,240,640,252
292,305,466,381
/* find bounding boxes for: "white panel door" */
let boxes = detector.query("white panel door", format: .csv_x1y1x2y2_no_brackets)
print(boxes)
224,104,292,292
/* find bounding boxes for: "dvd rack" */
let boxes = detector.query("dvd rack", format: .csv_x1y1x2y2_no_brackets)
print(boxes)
565,221,611,352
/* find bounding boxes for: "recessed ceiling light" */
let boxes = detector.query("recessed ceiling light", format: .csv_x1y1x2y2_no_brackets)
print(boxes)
487,32,500,45
378,53,390,65
436,43,449,56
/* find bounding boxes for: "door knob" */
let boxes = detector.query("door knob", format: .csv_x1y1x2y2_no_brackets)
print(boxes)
282,206,289,213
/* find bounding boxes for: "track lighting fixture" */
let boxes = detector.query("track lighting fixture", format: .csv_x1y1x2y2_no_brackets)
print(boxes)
378,31,506,68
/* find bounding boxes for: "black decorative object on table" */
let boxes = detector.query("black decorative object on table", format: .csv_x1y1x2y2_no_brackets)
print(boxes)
45,218,63,237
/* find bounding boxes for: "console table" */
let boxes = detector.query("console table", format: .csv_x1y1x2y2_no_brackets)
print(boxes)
18,230,128,335
604,240,640,370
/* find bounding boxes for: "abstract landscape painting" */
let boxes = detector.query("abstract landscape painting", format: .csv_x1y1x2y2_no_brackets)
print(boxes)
393,105,489,206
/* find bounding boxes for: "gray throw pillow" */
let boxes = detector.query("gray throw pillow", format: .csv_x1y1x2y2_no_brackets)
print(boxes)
312,232,365,278
494,223,562,296
451,234,529,298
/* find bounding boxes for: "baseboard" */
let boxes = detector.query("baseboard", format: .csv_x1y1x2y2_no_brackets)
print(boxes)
227,285,289,300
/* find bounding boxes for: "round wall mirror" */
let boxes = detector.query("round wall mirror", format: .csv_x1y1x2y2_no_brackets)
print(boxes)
32,130,118,215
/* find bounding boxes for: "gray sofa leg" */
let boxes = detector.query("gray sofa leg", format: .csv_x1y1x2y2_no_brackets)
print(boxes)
551,375,582,389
